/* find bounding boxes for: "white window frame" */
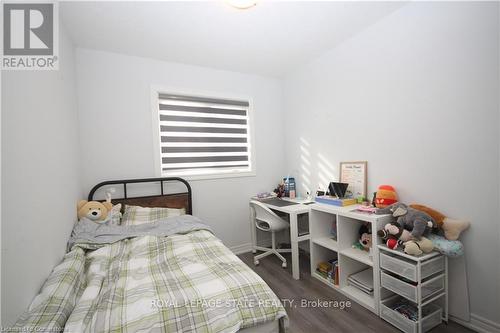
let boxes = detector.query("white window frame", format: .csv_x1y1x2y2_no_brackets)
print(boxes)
151,86,256,181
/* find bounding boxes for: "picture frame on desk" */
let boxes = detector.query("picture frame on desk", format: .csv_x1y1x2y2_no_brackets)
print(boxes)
340,161,367,199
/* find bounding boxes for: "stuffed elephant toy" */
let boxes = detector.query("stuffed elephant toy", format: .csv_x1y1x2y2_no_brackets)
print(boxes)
376,202,437,239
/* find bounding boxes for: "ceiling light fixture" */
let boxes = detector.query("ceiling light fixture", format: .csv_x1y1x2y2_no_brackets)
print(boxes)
226,0,258,10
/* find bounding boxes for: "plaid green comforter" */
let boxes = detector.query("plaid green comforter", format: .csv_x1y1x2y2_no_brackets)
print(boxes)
15,230,287,332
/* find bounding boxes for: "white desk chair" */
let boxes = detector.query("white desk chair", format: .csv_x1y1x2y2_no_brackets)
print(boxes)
250,200,292,268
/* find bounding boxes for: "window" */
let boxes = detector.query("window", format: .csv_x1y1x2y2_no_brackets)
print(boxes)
153,92,254,178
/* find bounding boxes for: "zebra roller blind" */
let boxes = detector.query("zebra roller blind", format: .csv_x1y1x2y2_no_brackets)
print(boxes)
157,93,252,176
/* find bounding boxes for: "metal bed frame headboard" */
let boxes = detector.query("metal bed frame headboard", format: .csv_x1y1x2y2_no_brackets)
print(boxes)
88,177,192,215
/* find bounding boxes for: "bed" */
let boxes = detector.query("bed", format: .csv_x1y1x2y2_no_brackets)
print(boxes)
15,177,287,333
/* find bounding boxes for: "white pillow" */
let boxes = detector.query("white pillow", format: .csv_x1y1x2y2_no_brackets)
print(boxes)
121,205,186,226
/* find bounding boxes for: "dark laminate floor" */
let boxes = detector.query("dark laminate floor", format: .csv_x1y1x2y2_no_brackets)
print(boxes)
238,252,473,333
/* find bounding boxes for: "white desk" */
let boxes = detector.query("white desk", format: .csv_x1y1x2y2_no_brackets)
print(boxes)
249,199,310,280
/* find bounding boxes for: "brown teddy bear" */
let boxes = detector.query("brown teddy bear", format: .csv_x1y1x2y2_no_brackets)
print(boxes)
77,200,112,222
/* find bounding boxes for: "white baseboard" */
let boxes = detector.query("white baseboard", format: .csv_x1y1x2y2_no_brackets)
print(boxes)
230,240,311,256
451,313,500,333
229,239,273,255
230,243,253,255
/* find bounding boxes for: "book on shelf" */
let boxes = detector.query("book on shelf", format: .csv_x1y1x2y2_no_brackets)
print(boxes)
334,262,339,285
316,259,339,285
315,195,357,207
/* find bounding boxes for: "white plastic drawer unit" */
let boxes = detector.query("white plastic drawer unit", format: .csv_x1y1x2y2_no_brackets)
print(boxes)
380,252,445,282
380,272,445,303
380,296,442,333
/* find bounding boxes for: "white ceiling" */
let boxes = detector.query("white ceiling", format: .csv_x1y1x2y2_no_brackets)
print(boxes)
61,1,405,78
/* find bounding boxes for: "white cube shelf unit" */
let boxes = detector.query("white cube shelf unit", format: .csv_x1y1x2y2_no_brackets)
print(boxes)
309,203,392,314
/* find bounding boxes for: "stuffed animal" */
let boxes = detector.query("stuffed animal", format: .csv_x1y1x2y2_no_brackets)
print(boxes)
427,234,464,258
77,200,113,222
410,204,470,241
377,228,402,250
374,185,398,208
273,181,285,198
376,202,437,240
403,237,434,256
358,224,372,251
377,222,411,249
381,222,412,242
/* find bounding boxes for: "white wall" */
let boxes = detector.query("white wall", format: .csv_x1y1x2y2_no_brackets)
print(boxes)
1,26,81,326
283,1,499,326
75,49,285,251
